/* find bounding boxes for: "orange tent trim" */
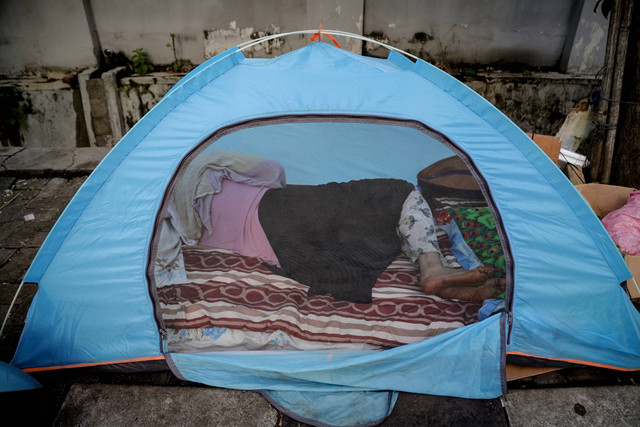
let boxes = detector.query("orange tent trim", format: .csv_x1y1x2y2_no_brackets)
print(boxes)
507,351,640,372
21,355,166,373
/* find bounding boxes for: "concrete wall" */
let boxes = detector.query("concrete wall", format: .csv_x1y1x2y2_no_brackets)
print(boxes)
92,0,305,65
466,73,599,134
0,0,608,76
0,79,87,148
90,0,364,63
364,0,575,66
0,0,97,77
114,70,598,139
0,0,608,148
561,0,610,74
363,0,607,74
119,73,182,130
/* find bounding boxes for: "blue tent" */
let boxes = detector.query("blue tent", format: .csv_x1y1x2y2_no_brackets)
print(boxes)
8,37,640,426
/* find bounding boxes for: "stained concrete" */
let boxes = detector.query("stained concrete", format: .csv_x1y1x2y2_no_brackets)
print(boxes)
1,47,602,150
380,393,508,426
1,79,82,148
55,384,279,427
1,147,110,177
503,386,640,427
0,1,607,76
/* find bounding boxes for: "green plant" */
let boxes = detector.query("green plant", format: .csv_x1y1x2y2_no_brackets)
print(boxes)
166,33,181,72
131,48,154,75
118,84,130,93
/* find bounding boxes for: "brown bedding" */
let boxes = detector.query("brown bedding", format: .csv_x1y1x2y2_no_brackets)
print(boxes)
157,230,482,350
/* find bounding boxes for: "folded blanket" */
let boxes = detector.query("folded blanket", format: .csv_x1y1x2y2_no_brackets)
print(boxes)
170,149,286,244
155,150,286,286
258,179,414,303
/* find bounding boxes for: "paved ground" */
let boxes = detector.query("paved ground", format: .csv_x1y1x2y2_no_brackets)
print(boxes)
1,147,639,426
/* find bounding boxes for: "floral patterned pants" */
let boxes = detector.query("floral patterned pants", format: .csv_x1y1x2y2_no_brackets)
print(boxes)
397,189,442,263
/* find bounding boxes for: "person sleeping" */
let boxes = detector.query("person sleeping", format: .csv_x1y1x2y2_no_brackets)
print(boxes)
196,172,505,304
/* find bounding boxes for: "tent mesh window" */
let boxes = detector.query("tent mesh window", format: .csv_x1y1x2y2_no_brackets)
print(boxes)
147,115,510,353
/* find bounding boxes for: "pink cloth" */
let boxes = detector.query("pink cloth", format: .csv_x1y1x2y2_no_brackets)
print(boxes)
602,190,640,256
199,179,280,266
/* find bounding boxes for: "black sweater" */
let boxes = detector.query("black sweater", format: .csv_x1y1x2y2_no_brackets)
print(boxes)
258,179,414,303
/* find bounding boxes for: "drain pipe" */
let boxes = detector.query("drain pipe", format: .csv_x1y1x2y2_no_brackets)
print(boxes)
600,0,633,183
82,0,105,70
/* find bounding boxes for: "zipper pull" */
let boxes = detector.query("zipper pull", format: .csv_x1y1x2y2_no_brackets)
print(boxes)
159,328,169,353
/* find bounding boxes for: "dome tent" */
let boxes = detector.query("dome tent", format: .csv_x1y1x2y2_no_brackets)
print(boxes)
6,31,640,426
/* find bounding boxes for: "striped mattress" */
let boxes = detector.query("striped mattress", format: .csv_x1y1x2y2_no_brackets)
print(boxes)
157,230,481,351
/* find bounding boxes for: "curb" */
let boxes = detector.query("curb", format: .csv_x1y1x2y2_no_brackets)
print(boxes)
0,147,109,178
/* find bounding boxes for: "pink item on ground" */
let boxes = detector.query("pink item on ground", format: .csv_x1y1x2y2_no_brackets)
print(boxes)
602,190,640,256
199,179,280,266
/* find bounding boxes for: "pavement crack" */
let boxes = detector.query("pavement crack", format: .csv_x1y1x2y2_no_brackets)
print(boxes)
71,150,77,170
0,147,27,172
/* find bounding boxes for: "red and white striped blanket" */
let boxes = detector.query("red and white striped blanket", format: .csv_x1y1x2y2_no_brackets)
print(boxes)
157,231,481,349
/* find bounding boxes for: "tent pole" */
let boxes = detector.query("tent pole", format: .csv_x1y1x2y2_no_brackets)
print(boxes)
237,29,420,61
0,281,25,339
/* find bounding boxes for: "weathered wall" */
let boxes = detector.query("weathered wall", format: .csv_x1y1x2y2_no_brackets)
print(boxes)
0,0,97,77
0,79,86,148
93,0,302,65
561,0,610,74
91,0,364,63
2,68,599,148
364,0,575,66
201,1,364,58
0,0,365,76
466,73,599,135
119,73,182,130
0,0,609,148
116,72,598,138
0,0,607,76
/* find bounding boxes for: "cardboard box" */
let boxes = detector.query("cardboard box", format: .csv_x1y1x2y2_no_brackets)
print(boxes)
576,183,640,302
625,255,640,302
526,133,562,165
505,364,561,382
575,183,636,218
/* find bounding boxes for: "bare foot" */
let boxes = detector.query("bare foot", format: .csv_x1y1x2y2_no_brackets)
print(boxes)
420,266,506,302
430,277,507,302
420,265,493,293
416,252,506,302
